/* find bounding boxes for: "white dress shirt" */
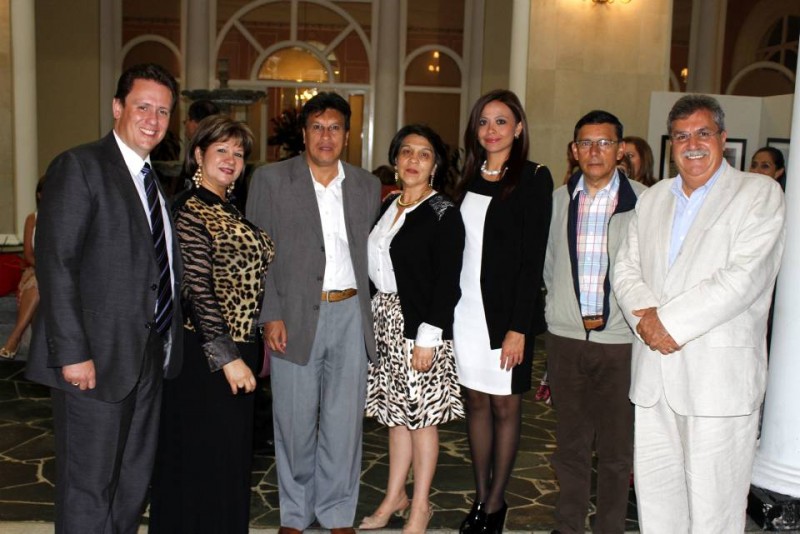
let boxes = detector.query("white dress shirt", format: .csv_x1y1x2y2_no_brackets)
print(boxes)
311,161,357,290
368,193,442,348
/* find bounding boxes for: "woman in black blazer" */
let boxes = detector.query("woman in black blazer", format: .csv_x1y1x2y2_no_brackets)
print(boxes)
453,90,553,533
360,124,465,533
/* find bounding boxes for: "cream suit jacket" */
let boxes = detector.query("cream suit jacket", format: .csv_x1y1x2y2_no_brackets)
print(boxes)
613,163,785,416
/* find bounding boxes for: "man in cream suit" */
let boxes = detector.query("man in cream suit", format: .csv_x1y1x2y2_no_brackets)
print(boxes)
614,94,785,533
246,92,379,534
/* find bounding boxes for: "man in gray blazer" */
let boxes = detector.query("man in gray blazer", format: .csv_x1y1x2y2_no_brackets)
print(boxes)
26,64,183,534
247,92,379,534
614,94,785,532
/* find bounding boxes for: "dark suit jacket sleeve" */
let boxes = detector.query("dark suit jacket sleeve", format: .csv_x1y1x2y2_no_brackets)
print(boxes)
509,164,554,334
246,169,283,324
35,151,93,367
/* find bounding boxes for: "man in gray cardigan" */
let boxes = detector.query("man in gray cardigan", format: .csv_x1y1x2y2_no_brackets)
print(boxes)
543,110,645,534
246,92,379,534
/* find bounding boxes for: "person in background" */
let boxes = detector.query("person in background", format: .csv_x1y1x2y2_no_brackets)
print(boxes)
750,146,786,190
26,63,183,533
453,89,553,534
373,164,400,200
1,178,44,359
149,115,274,533
623,135,656,187
562,141,580,185
184,99,221,140
360,124,465,533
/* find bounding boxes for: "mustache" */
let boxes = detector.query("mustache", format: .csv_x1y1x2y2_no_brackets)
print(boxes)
681,149,710,159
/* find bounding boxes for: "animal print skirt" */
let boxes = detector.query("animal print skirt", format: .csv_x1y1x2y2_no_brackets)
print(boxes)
366,292,465,430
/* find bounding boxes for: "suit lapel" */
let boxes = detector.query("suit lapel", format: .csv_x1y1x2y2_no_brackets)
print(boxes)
289,156,324,242
342,163,359,245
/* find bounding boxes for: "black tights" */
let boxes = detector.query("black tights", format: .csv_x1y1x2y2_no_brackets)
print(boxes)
463,387,522,514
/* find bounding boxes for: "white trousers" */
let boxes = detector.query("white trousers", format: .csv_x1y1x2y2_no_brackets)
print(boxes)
634,396,759,534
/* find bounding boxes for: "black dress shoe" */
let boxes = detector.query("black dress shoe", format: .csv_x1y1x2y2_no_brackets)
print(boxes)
459,500,488,533
484,502,508,534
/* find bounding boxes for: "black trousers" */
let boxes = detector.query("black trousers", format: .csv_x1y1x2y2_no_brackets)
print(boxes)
52,329,165,534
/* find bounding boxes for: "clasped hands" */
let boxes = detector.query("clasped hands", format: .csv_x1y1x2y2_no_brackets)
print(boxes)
633,307,680,355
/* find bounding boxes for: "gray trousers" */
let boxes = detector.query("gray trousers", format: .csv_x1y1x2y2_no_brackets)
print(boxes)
271,297,368,530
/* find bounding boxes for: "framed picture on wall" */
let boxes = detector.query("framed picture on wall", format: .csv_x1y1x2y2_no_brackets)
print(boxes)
767,137,790,168
659,135,678,179
723,138,747,170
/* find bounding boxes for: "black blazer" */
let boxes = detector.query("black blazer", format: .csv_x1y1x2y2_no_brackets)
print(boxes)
382,193,465,340
26,133,184,402
470,160,553,348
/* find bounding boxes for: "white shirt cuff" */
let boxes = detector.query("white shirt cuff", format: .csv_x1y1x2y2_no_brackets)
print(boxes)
415,322,443,348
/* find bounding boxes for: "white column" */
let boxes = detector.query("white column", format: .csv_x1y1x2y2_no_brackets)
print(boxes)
508,0,530,101
10,0,37,239
464,0,485,110
185,0,212,89
99,0,122,132
751,57,800,499
372,0,401,168
686,0,727,94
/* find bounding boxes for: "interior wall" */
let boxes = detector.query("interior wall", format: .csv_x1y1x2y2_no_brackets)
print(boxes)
526,0,673,178
35,0,101,176
480,0,511,96
0,0,12,235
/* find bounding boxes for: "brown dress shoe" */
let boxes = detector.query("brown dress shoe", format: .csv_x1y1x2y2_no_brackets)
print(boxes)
329,528,355,534
278,528,303,534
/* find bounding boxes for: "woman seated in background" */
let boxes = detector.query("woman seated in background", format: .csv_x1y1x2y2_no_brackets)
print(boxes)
361,124,465,534
149,115,275,534
453,89,553,534
622,135,656,186
750,146,786,190
1,178,44,359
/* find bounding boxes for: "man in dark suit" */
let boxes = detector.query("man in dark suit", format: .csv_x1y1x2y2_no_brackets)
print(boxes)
247,92,379,534
26,63,183,534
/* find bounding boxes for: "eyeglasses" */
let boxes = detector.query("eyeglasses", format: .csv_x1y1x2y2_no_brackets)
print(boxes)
669,129,720,143
307,123,344,136
574,139,618,151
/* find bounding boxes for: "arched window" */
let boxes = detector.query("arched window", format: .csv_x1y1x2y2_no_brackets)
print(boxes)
757,15,799,72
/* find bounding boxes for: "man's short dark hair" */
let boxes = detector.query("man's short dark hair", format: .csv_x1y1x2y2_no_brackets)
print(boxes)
667,94,725,135
300,92,351,131
187,99,220,122
573,110,624,141
114,63,179,112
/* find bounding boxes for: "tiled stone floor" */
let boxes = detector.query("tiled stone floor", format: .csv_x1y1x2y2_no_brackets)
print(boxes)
0,338,642,532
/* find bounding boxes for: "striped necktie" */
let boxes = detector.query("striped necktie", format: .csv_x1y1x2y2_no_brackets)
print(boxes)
142,163,173,336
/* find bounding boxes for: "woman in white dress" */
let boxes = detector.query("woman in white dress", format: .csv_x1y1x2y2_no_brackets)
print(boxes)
452,90,553,534
361,124,465,534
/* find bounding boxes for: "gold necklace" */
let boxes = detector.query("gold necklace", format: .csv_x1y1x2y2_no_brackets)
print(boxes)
396,187,432,207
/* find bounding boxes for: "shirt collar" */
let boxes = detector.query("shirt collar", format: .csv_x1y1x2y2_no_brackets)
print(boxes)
671,160,727,200
112,130,151,178
572,169,621,200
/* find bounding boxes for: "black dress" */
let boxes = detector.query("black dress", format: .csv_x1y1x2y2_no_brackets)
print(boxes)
149,187,274,534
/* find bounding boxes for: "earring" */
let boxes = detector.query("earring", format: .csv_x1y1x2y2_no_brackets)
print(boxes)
192,165,203,188
226,183,235,197
429,171,435,188
514,133,520,139
394,168,400,184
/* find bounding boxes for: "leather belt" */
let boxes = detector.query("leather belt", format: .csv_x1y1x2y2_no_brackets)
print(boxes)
321,288,357,303
582,315,605,331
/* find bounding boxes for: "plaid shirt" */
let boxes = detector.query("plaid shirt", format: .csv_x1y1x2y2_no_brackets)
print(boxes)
572,171,620,316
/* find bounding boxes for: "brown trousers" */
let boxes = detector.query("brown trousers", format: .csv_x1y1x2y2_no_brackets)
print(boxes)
546,333,634,534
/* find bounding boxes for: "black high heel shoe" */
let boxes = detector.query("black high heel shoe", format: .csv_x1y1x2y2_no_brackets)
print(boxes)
459,500,487,534
484,502,508,534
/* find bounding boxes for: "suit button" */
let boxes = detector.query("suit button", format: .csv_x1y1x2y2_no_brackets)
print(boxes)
150,284,158,291
145,323,152,330
317,276,323,281
313,305,320,311
320,246,325,252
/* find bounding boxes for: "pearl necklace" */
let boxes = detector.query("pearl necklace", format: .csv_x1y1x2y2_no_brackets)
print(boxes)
396,187,432,207
480,160,504,176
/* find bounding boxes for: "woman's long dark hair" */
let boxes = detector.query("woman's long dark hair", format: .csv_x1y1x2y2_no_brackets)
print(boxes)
454,89,530,202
